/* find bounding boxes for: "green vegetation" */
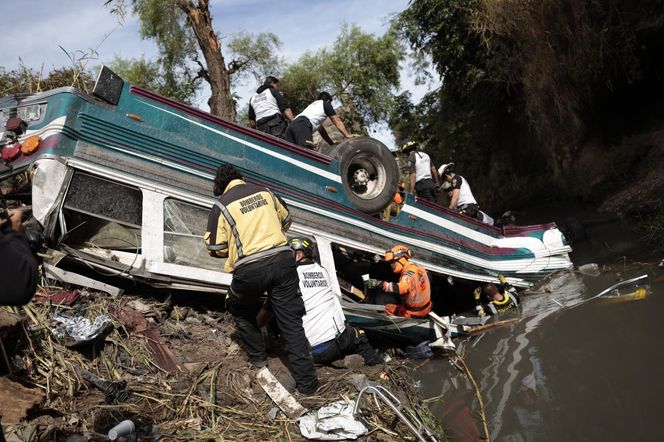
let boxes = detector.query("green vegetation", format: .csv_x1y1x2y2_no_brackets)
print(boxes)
1,0,662,244
393,0,664,223
280,24,404,134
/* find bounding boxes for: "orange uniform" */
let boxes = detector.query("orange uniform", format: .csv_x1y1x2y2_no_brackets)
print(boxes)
383,262,432,318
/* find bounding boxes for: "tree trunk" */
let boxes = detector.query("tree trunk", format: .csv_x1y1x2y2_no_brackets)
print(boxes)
177,0,236,120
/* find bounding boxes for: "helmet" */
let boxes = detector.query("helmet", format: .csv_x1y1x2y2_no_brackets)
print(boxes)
384,244,412,262
385,245,412,274
401,141,418,153
289,237,314,260
438,162,455,176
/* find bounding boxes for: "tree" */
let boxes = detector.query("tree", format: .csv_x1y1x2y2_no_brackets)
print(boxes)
394,0,664,214
109,0,284,120
280,24,404,133
108,56,199,104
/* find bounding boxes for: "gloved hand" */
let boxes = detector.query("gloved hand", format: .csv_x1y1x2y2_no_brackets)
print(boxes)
498,274,508,285
475,305,486,317
473,287,482,301
364,278,382,290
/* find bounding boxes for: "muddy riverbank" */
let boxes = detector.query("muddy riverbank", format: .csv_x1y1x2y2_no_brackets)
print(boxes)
0,289,442,441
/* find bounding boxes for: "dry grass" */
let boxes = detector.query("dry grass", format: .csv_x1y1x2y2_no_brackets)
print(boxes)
2,285,444,441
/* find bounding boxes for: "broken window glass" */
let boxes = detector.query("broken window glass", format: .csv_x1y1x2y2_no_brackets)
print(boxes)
163,198,222,271
62,172,141,250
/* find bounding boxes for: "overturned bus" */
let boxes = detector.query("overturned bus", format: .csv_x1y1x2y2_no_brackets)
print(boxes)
0,67,572,345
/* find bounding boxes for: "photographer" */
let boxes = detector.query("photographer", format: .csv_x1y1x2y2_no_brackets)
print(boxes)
0,208,38,305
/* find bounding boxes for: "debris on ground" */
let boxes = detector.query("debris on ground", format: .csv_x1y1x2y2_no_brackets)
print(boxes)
0,286,445,441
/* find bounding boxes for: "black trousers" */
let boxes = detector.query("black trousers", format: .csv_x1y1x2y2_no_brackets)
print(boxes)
459,203,481,220
257,113,288,138
415,179,436,202
313,325,383,366
228,251,319,393
285,117,315,149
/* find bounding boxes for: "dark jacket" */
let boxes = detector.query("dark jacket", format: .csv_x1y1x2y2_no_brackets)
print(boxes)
0,224,38,305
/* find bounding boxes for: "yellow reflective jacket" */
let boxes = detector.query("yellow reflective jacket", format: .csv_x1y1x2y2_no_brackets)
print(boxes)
204,179,291,272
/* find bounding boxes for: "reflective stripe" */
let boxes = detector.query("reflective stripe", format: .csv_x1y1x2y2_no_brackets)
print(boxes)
401,264,431,309
408,300,432,312
207,243,227,251
215,201,244,259
268,189,292,228
234,245,291,269
492,293,514,306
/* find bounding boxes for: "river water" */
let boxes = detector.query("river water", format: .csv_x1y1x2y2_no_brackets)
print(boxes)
416,212,664,441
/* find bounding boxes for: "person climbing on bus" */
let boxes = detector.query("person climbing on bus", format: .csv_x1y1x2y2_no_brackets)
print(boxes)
256,237,383,366
440,175,495,225
473,275,520,317
364,245,432,318
285,92,355,150
439,162,482,220
248,76,294,138
403,141,440,202
382,181,406,221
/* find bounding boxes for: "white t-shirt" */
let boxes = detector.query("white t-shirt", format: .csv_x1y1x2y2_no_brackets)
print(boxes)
408,151,433,183
296,100,336,131
249,88,279,121
451,175,478,207
298,262,345,347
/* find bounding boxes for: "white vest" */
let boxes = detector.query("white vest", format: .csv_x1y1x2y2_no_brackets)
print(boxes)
414,152,433,182
296,100,329,131
298,262,345,347
455,175,478,207
250,89,279,121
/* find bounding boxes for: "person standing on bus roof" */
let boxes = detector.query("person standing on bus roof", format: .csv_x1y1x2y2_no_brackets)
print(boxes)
402,141,440,202
248,76,294,138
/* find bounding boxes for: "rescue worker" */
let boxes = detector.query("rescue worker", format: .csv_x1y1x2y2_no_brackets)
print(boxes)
248,76,294,138
285,91,355,150
381,182,406,221
365,245,432,318
204,164,318,395
258,237,383,366
473,276,520,317
440,178,494,225
403,141,440,202
439,162,482,220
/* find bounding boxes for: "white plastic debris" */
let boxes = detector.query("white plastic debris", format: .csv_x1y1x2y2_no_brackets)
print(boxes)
299,400,368,440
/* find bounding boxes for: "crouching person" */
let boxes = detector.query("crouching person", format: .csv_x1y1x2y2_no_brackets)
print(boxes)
261,237,383,366
365,245,432,318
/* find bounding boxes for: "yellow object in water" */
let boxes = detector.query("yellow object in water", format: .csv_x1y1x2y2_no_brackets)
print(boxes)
600,287,649,304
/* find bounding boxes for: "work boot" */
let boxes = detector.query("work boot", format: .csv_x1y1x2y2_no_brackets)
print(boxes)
295,382,320,398
250,359,268,369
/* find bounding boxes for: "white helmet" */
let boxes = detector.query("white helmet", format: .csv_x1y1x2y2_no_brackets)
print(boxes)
438,162,455,176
